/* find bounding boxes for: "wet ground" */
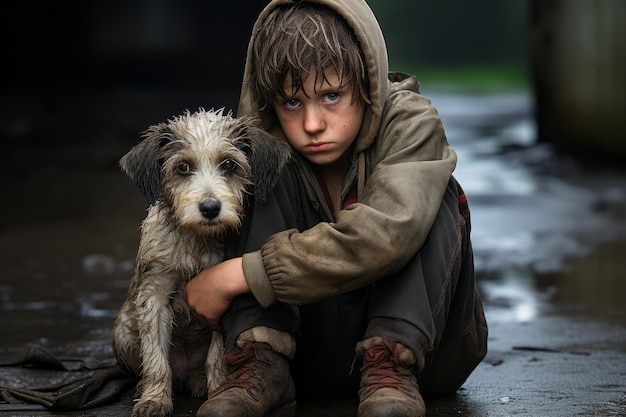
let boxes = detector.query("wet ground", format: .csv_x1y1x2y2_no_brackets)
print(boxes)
1,89,626,416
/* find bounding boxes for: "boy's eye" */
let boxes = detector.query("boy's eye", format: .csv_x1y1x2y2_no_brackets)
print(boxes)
325,92,340,102
285,98,300,108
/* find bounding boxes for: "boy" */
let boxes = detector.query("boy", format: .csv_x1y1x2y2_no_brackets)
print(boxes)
185,1,488,416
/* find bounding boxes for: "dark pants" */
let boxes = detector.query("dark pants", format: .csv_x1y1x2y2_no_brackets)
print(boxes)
223,165,488,399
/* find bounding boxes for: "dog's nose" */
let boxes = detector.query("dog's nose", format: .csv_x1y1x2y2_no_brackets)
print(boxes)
199,199,221,219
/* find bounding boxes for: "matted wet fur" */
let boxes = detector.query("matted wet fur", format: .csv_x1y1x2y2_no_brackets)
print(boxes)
112,109,290,417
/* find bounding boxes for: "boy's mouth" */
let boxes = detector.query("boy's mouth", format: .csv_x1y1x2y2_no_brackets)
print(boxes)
306,142,332,153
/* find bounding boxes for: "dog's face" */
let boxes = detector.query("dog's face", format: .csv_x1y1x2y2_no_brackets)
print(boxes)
120,109,290,235
159,117,252,235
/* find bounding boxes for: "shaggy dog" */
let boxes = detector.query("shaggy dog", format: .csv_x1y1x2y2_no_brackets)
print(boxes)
112,109,290,417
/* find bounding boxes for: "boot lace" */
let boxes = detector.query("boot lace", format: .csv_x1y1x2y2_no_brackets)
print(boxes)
208,342,270,397
359,341,416,398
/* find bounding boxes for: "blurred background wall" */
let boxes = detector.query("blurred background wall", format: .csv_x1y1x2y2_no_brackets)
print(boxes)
530,0,625,157
1,0,624,158
2,1,265,92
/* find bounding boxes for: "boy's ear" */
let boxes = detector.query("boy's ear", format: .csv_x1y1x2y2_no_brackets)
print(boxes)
119,124,178,206
235,124,291,202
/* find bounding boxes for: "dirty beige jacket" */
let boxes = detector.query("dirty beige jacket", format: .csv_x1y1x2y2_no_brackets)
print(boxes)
237,0,457,308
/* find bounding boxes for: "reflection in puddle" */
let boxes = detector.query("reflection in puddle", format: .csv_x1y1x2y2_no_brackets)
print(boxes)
537,239,626,322
478,237,626,329
479,269,546,324
425,92,626,330
2,300,58,311
431,92,626,275
82,253,134,275
78,292,119,318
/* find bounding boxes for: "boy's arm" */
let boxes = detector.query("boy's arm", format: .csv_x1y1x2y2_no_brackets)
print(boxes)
185,257,249,329
245,92,457,308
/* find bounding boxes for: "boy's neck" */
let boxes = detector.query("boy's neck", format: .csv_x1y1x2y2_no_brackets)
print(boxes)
313,154,350,215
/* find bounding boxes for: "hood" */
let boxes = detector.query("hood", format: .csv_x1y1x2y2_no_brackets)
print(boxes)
237,0,389,154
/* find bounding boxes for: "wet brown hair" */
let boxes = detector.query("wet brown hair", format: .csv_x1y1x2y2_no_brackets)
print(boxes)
249,2,370,111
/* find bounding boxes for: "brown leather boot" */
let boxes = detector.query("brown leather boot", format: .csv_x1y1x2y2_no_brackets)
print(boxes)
356,337,426,417
196,327,297,417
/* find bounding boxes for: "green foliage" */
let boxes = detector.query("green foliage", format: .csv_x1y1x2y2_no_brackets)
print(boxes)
367,0,530,90
402,66,530,92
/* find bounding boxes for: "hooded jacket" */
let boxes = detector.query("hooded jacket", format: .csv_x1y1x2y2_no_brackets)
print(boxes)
237,0,457,308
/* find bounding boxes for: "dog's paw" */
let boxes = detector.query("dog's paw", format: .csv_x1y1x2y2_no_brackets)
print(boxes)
132,399,173,417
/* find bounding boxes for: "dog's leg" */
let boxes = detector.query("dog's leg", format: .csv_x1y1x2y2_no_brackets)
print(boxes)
112,300,140,375
132,283,176,417
206,330,227,392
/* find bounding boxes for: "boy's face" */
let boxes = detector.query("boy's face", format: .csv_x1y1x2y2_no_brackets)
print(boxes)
273,69,365,168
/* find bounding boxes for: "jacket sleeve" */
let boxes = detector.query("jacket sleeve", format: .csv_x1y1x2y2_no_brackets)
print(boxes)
243,91,457,308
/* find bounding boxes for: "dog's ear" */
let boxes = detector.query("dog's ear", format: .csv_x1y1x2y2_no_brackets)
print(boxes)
235,123,291,203
119,124,177,206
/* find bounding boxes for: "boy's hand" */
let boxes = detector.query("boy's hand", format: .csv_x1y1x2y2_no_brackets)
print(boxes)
185,257,250,329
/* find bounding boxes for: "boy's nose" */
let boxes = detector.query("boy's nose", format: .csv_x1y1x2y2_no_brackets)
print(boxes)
303,106,326,134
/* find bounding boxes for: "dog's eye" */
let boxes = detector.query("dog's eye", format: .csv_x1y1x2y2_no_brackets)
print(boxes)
221,159,236,172
176,162,191,175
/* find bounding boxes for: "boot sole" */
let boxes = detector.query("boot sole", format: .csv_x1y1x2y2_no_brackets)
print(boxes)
268,400,297,417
